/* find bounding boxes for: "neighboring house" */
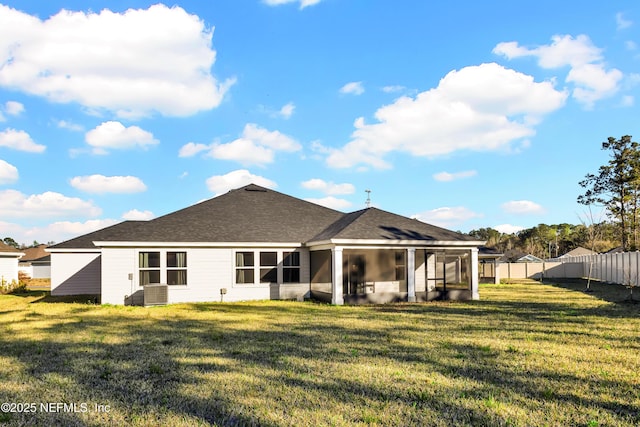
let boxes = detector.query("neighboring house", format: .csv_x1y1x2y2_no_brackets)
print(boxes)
48,184,485,305
18,244,51,279
499,250,544,263
558,246,597,258
478,246,504,284
0,242,25,284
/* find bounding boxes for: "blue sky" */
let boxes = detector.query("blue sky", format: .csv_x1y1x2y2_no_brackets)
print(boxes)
0,0,639,245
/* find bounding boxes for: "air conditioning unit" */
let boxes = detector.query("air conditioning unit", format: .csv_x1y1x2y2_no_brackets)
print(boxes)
144,283,168,306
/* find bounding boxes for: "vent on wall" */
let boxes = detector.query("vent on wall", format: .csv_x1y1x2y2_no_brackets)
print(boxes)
144,284,168,306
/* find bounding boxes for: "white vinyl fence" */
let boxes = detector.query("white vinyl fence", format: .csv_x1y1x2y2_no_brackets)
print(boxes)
498,251,640,286
556,252,640,286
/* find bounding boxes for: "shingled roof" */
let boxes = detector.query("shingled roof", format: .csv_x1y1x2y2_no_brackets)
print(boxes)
0,241,23,254
310,207,477,243
51,184,480,248
49,221,147,249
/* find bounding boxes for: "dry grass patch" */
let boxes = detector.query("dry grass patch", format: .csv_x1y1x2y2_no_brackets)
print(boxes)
0,282,638,426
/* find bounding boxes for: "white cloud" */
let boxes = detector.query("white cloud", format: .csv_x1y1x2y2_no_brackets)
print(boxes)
501,200,545,215
327,63,566,169
122,209,154,220
412,206,482,228
494,224,525,234
4,101,24,116
0,189,101,218
616,12,632,30
382,85,406,93
0,4,234,119
56,120,84,132
278,102,295,119
263,0,322,9
0,128,46,153
70,174,147,194
433,170,477,182
567,64,623,107
85,121,158,154
209,123,300,166
0,159,18,184
210,138,274,165
179,142,210,157
494,34,623,107
301,178,355,195
0,218,118,246
304,196,352,210
339,81,365,95
206,169,277,195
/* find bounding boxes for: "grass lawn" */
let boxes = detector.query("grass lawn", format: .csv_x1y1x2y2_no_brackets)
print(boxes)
0,281,638,426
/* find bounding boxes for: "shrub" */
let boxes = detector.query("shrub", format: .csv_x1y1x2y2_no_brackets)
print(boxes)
0,278,27,294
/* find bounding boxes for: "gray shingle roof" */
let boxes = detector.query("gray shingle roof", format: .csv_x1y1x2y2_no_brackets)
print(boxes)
51,184,479,248
97,184,345,243
310,207,477,242
49,221,147,249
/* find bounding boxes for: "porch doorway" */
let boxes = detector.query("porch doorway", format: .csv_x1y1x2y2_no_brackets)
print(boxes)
344,254,366,295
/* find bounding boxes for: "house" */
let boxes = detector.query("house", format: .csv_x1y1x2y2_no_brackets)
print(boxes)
48,184,485,305
18,244,51,279
558,246,597,258
499,250,544,263
0,241,25,284
478,246,504,284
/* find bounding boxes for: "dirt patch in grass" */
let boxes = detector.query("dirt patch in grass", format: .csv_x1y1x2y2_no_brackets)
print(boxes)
25,278,51,291
0,284,638,426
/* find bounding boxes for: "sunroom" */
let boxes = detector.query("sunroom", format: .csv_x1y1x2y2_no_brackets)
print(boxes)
309,245,480,304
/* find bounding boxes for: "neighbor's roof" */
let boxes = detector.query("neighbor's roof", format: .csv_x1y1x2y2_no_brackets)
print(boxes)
19,244,50,262
0,241,24,254
310,207,477,243
53,184,481,248
559,246,597,258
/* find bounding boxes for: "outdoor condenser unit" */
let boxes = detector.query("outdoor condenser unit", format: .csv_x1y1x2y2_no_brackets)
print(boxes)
144,283,168,306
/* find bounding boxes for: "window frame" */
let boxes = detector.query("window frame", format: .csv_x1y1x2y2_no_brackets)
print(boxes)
166,251,188,286
139,251,161,286
283,251,301,283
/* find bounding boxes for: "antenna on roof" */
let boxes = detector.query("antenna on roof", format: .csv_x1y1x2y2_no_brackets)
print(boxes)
365,189,371,208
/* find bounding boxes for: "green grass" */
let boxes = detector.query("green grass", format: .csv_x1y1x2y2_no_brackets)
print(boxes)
0,281,639,426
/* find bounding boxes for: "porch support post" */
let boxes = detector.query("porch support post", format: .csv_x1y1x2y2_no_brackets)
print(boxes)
407,248,416,302
471,247,480,300
332,247,344,305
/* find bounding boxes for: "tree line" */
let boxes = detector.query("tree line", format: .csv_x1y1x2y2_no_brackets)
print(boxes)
468,222,619,260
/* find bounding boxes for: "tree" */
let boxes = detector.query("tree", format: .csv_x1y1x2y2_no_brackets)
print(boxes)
2,237,19,248
578,135,640,251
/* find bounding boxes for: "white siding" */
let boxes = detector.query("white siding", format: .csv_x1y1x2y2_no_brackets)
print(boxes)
32,264,51,279
51,252,101,296
0,255,20,284
101,248,136,305
169,248,232,304
98,247,311,305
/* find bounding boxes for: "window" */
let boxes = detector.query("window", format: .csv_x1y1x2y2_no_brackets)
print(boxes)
260,252,277,283
283,251,300,283
395,251,406,281
139,252,160,286
236,252,255,284
167,252,187,285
